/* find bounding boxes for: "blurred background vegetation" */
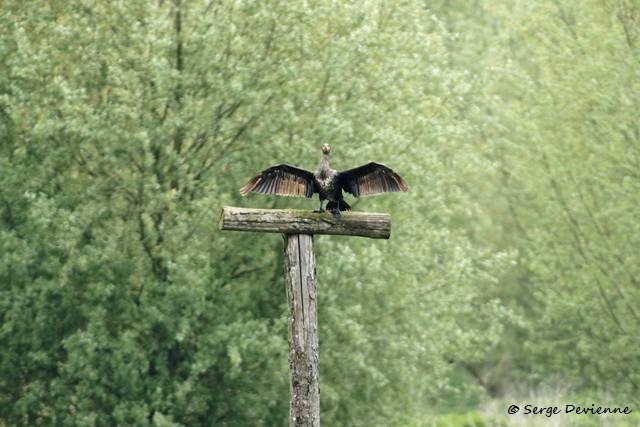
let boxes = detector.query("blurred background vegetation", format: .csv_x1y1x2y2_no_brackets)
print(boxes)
1,0,638,425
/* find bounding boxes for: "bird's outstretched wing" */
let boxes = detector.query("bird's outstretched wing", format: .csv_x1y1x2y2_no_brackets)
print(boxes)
338,162,408,197
240,164,315,198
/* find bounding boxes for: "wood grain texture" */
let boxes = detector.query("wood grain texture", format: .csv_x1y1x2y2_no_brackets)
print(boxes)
219,206,391,239
283,234,320,427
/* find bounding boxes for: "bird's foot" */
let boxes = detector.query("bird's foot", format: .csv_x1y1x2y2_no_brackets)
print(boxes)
332,209,341,220
313,208,326,213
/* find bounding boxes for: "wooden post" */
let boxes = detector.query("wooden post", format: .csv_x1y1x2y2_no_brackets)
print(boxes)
219,206,392,426
284,234,320,426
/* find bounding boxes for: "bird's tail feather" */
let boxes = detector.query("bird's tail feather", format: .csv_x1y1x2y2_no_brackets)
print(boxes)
326,200,351,211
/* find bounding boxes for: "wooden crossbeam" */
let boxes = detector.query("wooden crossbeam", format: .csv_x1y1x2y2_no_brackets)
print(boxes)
219,206,391,239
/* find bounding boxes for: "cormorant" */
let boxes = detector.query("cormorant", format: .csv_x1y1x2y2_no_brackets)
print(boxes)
240,144,408,219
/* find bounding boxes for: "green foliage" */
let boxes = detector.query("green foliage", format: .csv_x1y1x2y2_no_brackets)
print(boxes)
1,0,638,425
0,0,509,425
430,411,506,427
439,0,640,398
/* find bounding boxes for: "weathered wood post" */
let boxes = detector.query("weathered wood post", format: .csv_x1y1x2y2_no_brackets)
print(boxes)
220,206,391,426
283,233,320,426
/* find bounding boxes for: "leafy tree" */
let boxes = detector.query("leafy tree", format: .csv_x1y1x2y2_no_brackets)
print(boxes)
432,0,640,400
1,1,511,425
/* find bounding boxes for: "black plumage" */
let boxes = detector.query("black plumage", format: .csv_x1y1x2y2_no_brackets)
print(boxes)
240,144,408,218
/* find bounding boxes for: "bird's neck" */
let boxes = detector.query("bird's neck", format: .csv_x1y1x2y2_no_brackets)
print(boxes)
318,153,331,175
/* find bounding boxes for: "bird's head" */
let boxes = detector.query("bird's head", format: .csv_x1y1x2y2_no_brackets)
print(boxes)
322,144,331,155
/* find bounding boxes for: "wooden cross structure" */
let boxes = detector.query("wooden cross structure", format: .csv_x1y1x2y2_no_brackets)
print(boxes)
220,206,391,426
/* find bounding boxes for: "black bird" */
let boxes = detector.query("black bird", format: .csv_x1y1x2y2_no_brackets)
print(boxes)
240,144,408,219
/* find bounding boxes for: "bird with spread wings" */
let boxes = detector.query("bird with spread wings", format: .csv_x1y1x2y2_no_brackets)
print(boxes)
240,144,408,219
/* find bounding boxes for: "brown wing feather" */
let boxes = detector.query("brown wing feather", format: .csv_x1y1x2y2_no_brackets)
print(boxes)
339,162,408,197
240,164,315,198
